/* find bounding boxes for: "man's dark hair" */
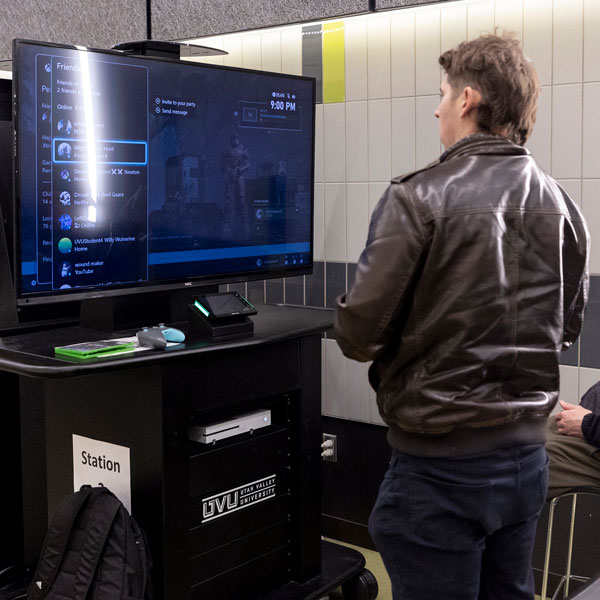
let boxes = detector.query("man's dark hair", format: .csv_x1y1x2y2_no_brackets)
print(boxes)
438,34,540,145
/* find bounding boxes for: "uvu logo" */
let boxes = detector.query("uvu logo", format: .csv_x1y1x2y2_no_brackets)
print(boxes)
202,491,239,520
202,474,277,523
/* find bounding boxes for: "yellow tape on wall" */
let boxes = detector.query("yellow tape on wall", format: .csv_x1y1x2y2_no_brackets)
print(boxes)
322,21,345,104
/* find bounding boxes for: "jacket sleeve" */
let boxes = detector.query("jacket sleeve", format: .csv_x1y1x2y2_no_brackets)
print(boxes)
581,413,600,448
580,381,600,412
561,200,590,350
334,182,429,362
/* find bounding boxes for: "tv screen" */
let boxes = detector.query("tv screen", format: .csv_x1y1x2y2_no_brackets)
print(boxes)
13,39,315,305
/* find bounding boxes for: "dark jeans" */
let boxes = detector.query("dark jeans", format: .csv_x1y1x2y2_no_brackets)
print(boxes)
368,444,548,600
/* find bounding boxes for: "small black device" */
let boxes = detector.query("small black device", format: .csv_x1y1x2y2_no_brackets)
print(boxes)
193,292,257,320
188,292,256,338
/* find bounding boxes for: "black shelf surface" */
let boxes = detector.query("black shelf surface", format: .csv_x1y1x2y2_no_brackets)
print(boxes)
0,304,333,378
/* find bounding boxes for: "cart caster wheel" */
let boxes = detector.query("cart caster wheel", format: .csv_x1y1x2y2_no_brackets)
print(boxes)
341,568,378,600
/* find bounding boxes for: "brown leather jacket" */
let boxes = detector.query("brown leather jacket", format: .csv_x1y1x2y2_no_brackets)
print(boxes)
335,134,589,457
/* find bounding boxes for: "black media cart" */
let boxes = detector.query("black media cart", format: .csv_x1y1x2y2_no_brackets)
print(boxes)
0,303,377,600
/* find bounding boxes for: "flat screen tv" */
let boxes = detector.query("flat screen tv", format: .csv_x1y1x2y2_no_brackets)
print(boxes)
13,39,315,306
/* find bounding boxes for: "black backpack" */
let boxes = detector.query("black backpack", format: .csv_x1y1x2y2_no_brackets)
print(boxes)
28,486,153,600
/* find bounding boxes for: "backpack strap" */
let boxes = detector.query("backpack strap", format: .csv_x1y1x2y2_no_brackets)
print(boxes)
28,486,95,599
71,489,121,600
134,519,154,599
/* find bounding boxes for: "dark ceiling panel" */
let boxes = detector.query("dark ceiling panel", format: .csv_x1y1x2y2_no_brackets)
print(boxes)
151,0,370,41
0,0,147,61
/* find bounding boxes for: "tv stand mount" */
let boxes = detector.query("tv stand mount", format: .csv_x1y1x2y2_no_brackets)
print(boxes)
112,40,227,60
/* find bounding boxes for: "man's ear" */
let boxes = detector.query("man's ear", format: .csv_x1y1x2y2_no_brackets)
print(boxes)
460,86,481,118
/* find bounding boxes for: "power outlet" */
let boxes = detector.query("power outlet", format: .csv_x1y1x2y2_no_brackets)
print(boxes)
322,433,337,462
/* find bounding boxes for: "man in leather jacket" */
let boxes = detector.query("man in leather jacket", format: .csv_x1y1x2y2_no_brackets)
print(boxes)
334,34,589,600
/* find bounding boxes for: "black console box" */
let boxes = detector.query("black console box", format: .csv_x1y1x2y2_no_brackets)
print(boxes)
187,304,254,338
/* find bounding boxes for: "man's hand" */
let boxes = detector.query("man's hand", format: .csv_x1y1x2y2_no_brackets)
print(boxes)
555,400,592,438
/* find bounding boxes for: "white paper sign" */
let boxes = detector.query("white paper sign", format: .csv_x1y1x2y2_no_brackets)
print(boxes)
72,434,131,513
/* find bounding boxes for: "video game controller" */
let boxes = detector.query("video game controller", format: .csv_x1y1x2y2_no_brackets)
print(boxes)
136,324,186,349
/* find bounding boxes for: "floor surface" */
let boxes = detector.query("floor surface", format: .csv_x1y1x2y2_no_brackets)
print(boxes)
325,540,546,600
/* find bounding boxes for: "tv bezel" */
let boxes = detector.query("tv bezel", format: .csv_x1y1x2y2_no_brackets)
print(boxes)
12,38,315,307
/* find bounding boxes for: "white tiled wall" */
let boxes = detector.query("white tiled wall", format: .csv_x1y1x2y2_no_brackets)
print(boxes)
583,180,600,274
391,97,416,176
467,0,495,40
558,365,580,408
346,357,370,422
416,95,442,169
345,101,368,182
553,0,583,85
495,0,523,41
391,11,415,98
223,36,242,67
367,15,391,100
368,99,392,182
314,104,324,184
188,0,600,425
324,183,347,263
345,19,368,101
584,0,600,82
523,0,552,85
441,3,467,52
261,31,282,73
281,26,303,76
415,8,442,95
241,34,261,70
527,86,552,173
346,183,369,263
552,84,583,179
313,183,325,262
583,83,600,178
322,338,347,418
558,180,582,208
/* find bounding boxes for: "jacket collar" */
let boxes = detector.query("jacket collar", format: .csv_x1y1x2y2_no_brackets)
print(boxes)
440,133,530,163
392,133,531,185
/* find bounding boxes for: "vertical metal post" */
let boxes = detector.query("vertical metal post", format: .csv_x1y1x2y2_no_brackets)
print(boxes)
542,496,560,600
564,495,578,598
